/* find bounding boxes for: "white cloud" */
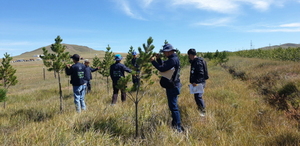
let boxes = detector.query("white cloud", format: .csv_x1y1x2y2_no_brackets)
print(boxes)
250,28,300,32
172,0,239,14
280,23,300,27
171,0,288,13
113,0,146,20
194,17,233,26
142,0,153,7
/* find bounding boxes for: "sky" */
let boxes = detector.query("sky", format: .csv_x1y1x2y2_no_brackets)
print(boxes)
1,0,300,56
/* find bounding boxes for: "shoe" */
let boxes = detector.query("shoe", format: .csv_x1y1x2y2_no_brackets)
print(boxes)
199,109,206,117
174,126,184,133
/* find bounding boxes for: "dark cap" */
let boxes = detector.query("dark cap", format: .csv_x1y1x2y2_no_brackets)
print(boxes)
160,44,177,52
187,48,197,55
71,54,80,61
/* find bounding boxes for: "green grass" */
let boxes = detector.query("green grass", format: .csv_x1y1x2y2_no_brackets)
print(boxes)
1,56,300,145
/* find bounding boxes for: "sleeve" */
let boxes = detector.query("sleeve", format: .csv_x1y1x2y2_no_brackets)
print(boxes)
90,67,98,72
65,66,72,75
157,58,163,65
123,64,132,73
151,59,174,72
110,65,113,79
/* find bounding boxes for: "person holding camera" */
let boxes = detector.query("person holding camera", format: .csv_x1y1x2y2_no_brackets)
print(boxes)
150,44,184,133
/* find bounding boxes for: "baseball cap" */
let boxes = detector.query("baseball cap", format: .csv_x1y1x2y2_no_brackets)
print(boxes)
84,59,90,63
70,54,80,61
132,51,137,55
115,54,122,61
187,48,197,55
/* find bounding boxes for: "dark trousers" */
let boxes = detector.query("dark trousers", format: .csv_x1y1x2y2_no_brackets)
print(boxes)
194,83,206,110
194,93,205,109
166,87,182,129
111,82,126,104
86,81,91,93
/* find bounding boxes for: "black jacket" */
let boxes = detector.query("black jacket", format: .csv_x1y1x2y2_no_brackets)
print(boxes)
189,57,207,84
65,62,87,86
152,53,181,87
110,62,131,83
85,66,98,81
131,58,140,71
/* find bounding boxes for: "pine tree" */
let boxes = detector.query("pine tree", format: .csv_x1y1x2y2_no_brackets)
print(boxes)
116,37,155,138
0,88,7,103
124,46,135,68
95,45,115,94
42,36,70,112
0,53,18,108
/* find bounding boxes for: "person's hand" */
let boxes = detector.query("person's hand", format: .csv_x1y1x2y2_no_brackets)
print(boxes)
66,64,72,68
150,57,155,62
155,54,161,59
97,67,100,69
192,83,197,87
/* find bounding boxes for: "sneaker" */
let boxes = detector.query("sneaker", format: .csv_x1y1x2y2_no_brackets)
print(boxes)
176,126,185,133
199,109,206,117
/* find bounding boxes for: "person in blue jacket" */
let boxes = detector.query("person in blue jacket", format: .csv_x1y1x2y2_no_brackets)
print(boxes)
150,44,184,133
84,59,100,93
110,54,131,104
65,54,87,112
187,48,209,117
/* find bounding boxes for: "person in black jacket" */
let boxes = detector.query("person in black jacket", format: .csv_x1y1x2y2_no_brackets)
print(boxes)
110,54,131,104
84,59,99,93
65,54,87,113
187,48,209,117
151,44,184,133
131,51,140,89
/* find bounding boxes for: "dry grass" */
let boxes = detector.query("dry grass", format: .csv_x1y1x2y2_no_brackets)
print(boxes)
0,56,300,145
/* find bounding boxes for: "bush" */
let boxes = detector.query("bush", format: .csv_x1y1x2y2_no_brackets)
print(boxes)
0,88,7,102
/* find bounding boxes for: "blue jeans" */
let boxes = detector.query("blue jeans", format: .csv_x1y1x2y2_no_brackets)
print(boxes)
73,84,86,112
166,87,182,129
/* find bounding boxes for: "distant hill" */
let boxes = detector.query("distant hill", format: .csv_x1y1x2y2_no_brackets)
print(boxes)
260,43,300,50
16,44,104,59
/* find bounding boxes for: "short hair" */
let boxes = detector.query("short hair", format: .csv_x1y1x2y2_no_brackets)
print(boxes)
187,48,197,55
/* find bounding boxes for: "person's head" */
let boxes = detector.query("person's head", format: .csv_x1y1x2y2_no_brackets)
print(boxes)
71,54,80,63
132,51,137,58
84,59,90,66
187,48,197,60
114,54,122,62
160,44,176,57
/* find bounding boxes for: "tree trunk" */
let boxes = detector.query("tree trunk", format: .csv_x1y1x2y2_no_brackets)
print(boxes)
106,76,109,94
43,68,46,80
57,72,63,112
135,101,138,138
54,71,57,79
3,102,6,109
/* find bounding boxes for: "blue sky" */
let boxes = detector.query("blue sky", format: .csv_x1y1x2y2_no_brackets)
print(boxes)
1,0,300,56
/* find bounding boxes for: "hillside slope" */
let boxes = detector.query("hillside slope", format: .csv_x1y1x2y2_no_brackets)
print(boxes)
15,44,104,59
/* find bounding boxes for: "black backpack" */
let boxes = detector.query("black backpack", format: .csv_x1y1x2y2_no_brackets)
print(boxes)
199,57,209,80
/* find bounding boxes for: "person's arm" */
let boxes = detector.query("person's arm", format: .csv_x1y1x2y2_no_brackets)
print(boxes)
109,65,113,79
151,59,174,72
65,64,72,75
123,64,132,73
90,67,99,72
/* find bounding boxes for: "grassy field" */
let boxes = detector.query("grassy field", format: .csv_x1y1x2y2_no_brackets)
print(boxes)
0,56,300,145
